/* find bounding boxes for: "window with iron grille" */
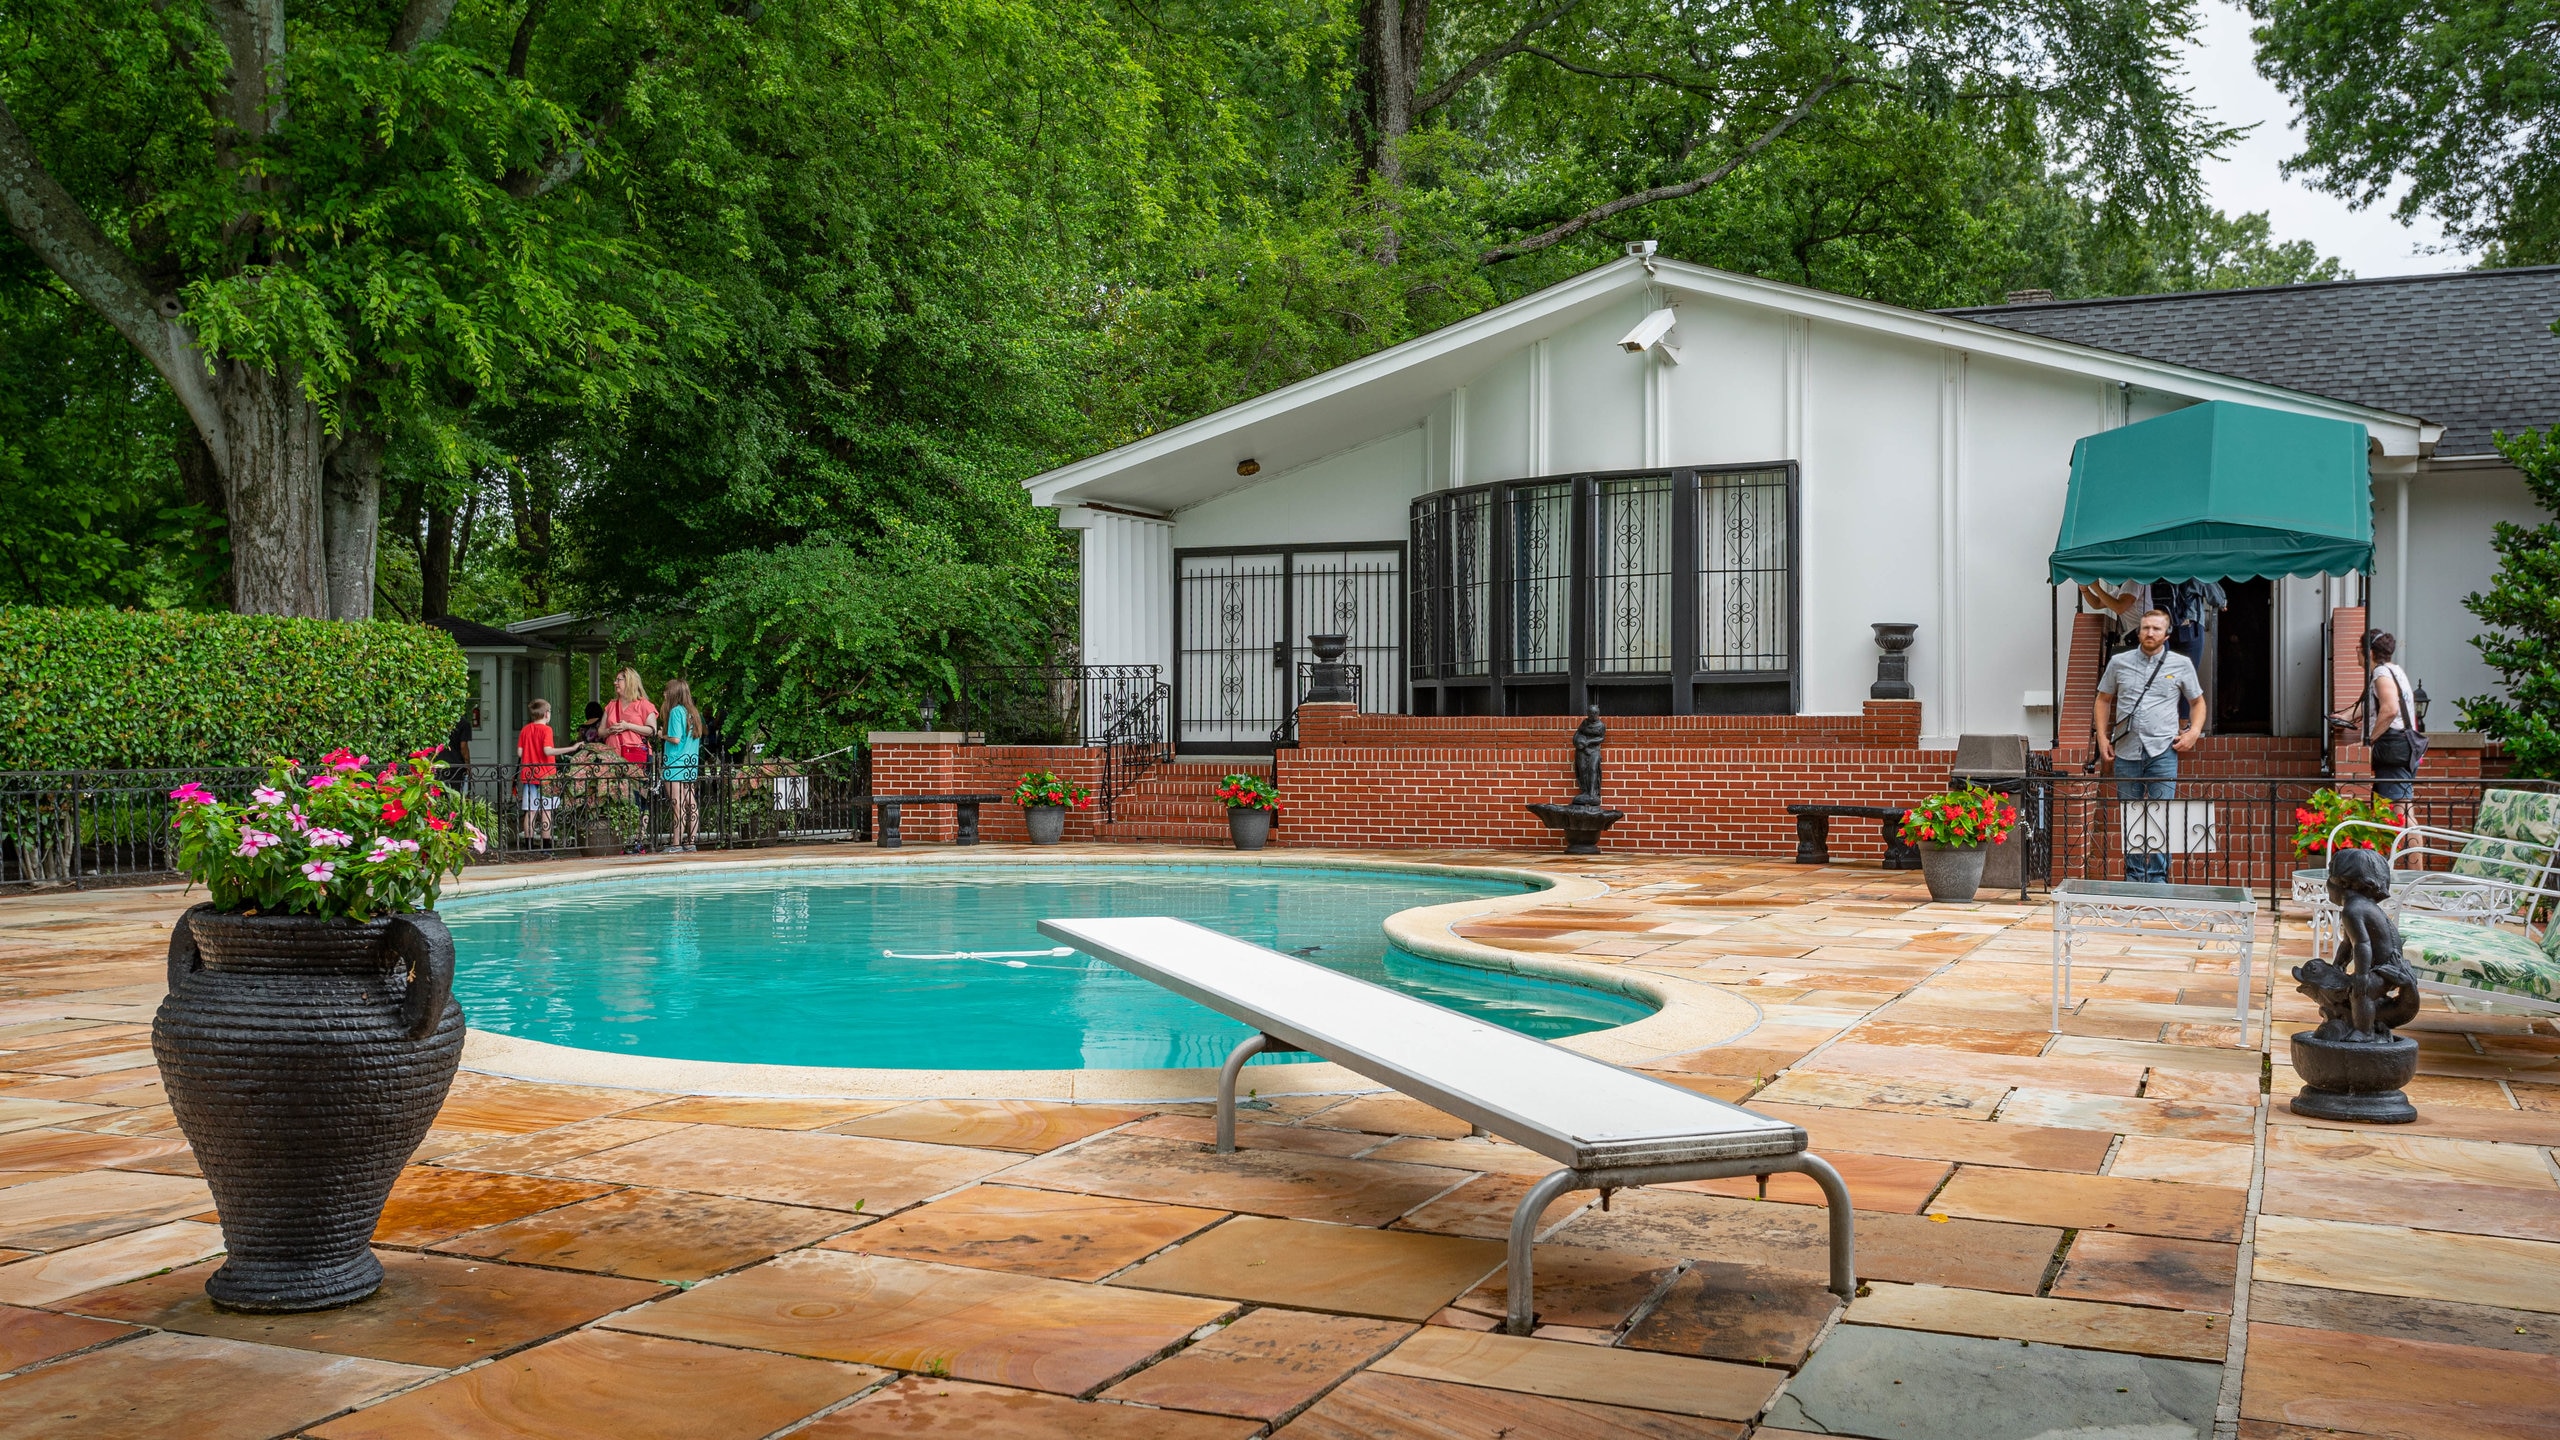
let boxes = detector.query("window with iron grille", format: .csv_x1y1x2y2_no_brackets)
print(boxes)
1407,463,1797,713
1697,468,1791,673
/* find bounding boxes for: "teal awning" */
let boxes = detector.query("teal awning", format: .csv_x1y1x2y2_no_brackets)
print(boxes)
2048,400,2374,584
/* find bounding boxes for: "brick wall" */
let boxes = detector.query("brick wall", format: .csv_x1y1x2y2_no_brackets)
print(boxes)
1272,702,1950,858
1293,701,1925,751
865,739,1105,843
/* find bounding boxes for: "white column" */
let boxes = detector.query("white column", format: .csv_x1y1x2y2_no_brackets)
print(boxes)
2394,473,2411,656
1937,349,1966,741
1060,506,1175,676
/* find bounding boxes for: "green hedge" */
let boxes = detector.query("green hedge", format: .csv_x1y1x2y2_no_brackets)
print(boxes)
0,608,471,771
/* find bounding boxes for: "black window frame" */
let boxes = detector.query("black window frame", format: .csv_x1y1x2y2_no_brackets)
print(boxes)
1407,461,1801,716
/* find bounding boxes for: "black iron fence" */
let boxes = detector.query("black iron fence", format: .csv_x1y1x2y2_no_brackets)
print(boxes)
0,752,876,889
955,663,1171,819
2031,775,2559,906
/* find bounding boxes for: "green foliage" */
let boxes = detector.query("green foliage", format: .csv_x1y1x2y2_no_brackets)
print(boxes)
2247,0,2560,263
642,532,1069,759
168,752,483,919
2460,427,2560,777
1013,771,1094,809
1899,786,2018,849
0,608,469,771
0,265,220,609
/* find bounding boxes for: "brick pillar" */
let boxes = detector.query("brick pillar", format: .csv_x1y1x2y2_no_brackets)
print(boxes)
2329,606,2370,782
2055,613,2107,769
865,731,966,842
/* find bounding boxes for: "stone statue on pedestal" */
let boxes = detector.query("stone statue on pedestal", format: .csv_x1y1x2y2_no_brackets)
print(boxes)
1571,706,1606,805
2288,847,2422,1123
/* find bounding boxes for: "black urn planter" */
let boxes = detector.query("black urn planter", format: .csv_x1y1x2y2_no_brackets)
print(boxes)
2288,1031,2420,1124
155,905,465,1312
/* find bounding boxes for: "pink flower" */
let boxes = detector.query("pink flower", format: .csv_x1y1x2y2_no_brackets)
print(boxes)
465,822,486,854
251,786,285,806
305,828,352,849
287,807,308,831
233,829,280,858
300,860,336,885
168,782,216,806
307,773,336,790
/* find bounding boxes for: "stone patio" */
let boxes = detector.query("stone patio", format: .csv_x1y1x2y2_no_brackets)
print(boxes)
0,846,2554,1439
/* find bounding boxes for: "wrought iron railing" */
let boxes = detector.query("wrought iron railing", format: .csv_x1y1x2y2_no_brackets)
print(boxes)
952,664,1171,818
0,752,876,888
2030,775,2558,907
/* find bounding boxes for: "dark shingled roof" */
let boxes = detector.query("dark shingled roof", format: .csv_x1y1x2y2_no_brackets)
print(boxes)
1939,267,2560,458
424,615,555,651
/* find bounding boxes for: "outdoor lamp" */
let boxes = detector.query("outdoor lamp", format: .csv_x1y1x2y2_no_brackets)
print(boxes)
920,694,940,730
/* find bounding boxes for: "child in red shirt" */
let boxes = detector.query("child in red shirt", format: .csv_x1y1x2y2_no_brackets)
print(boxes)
517,699,571,843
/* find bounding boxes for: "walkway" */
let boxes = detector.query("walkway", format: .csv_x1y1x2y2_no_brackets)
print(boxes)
0,848,2550,1439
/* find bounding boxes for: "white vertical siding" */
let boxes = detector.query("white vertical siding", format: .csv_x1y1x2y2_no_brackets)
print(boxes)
1064,508,1175,675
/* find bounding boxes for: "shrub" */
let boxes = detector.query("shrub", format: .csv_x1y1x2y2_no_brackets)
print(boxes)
0,608,470,771
2292,788,2399,859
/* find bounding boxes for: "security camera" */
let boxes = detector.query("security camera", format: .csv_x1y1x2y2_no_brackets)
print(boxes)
1624,240,1658,259
1616,306,1681,364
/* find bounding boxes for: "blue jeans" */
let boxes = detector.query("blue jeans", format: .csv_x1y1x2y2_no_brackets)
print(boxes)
2113,748,2178,884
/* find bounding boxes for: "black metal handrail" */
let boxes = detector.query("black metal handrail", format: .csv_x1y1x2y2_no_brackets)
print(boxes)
1096,680,1172,819
954,664,1166,748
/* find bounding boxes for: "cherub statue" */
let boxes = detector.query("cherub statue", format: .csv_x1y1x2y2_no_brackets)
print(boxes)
2292,847,2421,1043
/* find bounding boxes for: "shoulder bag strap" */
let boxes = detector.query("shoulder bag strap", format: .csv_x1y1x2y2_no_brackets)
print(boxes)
2111,652,2166,745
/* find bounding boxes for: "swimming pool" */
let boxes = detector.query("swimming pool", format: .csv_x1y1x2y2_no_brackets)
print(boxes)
442,863,1653,1071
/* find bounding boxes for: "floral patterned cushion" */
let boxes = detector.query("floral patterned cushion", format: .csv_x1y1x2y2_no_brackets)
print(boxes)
2450,789,2560,888
2399,914,2560,1003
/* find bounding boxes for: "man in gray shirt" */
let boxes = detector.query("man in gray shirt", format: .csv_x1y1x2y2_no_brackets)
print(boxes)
2095,609,2207,883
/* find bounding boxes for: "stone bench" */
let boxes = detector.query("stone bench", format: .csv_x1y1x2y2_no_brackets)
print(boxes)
1786,804,1921,870
864,794,1006,848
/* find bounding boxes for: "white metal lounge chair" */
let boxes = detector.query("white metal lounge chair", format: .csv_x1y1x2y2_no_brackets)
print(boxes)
1039,916,1857,1334
2312,808,2560,1014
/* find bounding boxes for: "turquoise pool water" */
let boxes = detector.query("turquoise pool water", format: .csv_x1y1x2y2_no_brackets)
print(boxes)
441,863,1653,1070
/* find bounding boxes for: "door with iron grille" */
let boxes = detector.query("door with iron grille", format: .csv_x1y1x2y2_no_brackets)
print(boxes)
1177,546,1403,748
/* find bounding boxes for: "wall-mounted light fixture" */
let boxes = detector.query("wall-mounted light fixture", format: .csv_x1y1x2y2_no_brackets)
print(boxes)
1236,459,1260,476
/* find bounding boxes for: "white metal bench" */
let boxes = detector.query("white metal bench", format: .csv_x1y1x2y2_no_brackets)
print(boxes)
1039,916,1857,1333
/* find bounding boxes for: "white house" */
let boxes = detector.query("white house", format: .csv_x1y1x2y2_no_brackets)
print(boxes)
1022,254,2537,756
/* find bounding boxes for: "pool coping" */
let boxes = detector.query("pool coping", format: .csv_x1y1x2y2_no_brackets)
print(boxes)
449,848,1763,1101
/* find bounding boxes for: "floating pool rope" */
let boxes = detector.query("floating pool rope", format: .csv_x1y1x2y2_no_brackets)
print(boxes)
879,947,1078,969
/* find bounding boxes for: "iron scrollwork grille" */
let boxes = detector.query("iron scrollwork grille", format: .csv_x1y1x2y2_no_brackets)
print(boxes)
1177,553,1289,747
1592,474,1674,674
1407,492,1492,680
1508,481,1571,673
1696,467,1791,674
1288,552,1404,715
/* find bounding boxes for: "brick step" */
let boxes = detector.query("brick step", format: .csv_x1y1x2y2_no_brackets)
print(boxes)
1107,801,1233,825
1095,819,1239,845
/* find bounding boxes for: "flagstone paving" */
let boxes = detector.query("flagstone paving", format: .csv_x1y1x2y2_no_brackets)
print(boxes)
0,844,2556,1437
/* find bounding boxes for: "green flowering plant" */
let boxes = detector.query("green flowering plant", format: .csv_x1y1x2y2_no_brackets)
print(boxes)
1898,785,2016,850
1215,774,1281,812
169,748,484,920
2292,788,2400,859
1012,769,1094,810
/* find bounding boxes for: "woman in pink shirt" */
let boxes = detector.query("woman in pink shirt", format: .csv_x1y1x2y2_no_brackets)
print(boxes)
602,668,658,849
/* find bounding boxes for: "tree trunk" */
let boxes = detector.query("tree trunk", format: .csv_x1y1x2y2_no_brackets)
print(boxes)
1358,0,1428,263
215,361,330,618
421,503,453,620
323,431,384,621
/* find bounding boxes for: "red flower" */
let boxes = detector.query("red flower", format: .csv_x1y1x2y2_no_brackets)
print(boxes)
380,799,408,825
426,816,449,832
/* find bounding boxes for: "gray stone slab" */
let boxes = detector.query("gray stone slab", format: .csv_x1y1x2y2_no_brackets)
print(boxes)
1763,1324,2219,1440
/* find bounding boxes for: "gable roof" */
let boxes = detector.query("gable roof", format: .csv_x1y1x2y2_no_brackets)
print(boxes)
1941,267,2560,459
425,615,554,652
1026,258,2436,513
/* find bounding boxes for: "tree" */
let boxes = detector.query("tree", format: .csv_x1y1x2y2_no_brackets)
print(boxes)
1343,0,2231,267
2459,426,2560,777
2245,0,2560,264
0,1,690,616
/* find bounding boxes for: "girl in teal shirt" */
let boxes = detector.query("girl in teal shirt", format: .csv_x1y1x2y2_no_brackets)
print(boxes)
658,678,703,852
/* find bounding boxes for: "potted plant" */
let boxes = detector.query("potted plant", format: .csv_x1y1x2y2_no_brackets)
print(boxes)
1013,770,1093,845
1216,774,1281,851
2292,788,2400,860
160,749,481,1312
1898,785,2016,902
